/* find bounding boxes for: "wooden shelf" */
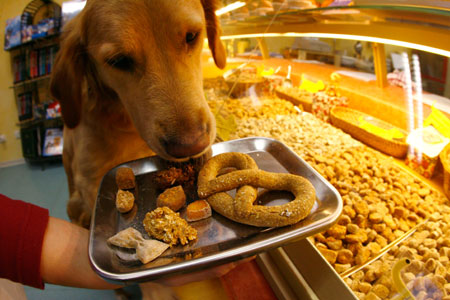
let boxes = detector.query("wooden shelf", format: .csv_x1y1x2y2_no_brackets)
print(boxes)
17,116,62,128
11,74,52,88
5,33,59,52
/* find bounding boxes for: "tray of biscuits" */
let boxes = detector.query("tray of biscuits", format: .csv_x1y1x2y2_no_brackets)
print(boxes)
89,137,342,283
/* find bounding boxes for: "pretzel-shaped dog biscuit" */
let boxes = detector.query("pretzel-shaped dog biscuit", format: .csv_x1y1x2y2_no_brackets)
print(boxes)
197,152,316,227
198,152,259,198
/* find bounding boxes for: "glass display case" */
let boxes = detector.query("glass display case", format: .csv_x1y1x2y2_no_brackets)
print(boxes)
202,1,450,299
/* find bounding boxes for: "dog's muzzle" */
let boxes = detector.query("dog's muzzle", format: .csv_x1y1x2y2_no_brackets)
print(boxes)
161,130,211,159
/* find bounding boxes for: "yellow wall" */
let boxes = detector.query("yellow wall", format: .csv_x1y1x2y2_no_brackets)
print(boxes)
0,0,64,164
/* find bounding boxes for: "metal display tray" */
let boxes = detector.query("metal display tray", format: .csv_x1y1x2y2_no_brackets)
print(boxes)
89,137,343,283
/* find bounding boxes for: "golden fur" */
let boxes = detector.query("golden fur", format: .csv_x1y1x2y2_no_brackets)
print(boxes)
50,0,226,227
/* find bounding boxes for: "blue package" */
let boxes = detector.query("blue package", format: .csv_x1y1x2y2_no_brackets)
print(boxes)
22,25,33,43
32,19,50,39
32,24,43,39
4,15,21,50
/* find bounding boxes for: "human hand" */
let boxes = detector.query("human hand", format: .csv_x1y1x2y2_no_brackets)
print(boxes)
155,256,255,287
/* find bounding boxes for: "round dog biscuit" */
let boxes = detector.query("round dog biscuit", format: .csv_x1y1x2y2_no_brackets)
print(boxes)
116,167,135,190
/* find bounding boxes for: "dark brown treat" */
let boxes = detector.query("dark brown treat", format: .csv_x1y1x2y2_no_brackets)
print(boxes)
116,167,135,189
156,186,186,212
154,167,183,189
180,164,196,186
154,164,196,190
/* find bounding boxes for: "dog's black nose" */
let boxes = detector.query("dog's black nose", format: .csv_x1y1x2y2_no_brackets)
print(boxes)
162,131,210,158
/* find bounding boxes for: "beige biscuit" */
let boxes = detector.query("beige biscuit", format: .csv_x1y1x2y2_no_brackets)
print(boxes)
198,152,316,227
116,189,135,213
197,152,258,198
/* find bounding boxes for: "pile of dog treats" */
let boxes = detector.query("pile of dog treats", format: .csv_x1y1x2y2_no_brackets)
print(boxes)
204,77,450,299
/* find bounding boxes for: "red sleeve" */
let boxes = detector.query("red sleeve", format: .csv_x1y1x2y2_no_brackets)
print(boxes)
0,194,49,289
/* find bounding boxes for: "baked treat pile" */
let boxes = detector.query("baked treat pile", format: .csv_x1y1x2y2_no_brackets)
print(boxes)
143,207,197,246
202,78,449,299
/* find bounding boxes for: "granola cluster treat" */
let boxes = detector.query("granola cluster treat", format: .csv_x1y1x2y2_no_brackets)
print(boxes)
143,207,197,246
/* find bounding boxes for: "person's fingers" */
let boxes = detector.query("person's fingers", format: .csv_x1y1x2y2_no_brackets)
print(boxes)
156,256,256,287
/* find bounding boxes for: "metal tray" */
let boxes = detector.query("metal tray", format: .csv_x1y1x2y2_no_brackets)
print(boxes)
89,137,342,283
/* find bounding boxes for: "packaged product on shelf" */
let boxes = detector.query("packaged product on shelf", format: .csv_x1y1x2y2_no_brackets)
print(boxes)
405,126,450,178
423,105,450,139
13,55,27,82
299,74,325,93
262,75,285,95
319,0,353,7
21,25,33,43
46,18,58,35
31,18,59,39
4,15,21,50
33,104,45,120
17,92,33,121
45,100,62,119
43,128,63,157
312,86,348,123
33,20,48,39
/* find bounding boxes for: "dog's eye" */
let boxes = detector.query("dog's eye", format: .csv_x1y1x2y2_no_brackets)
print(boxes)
186,32,199,44
106,55,134,71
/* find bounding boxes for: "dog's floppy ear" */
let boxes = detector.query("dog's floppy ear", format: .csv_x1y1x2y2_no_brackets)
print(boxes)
202,0,226,69
50,18,86,129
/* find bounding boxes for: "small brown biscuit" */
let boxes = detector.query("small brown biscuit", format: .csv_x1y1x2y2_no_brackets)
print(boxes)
116,189,135,213
156,186,186,212
116,167,135,189
186,200,212,222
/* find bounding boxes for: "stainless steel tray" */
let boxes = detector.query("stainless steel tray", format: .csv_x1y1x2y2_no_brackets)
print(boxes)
89,137,342,283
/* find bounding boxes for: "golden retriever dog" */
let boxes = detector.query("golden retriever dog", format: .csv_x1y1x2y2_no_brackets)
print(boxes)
50,0,226,229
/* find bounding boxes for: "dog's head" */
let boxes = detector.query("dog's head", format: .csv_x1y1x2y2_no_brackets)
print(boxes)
50,0,226,161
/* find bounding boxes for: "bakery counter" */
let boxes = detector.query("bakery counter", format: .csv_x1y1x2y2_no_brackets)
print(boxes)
203,76,450,299
203,57,450,132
